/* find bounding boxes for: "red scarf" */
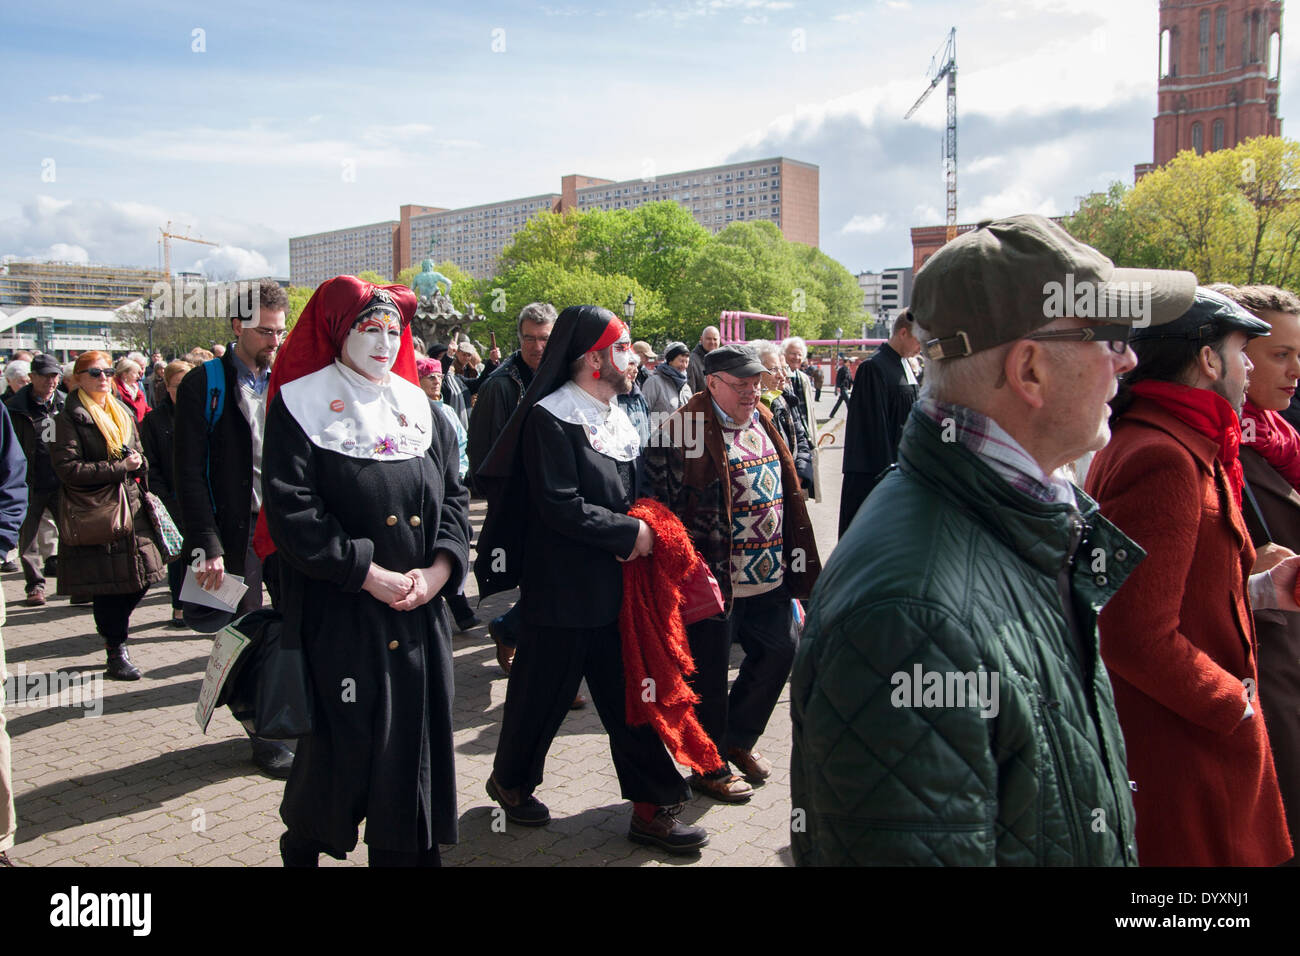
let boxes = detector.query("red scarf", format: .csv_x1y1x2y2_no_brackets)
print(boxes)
1129,379,1244,507
1241,399,1300,492
618,498,723,776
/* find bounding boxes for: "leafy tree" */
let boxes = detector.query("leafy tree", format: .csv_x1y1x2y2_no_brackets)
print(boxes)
575,202,711,295
1065,136,1300,288
498,209,584,272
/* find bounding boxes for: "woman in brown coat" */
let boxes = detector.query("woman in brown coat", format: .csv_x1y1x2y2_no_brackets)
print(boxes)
1225,283,1300,865
51,351,166,681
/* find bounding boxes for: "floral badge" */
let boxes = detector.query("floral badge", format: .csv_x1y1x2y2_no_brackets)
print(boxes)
374,435,398,455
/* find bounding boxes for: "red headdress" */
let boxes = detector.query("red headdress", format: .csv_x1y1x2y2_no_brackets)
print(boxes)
253,275,419,559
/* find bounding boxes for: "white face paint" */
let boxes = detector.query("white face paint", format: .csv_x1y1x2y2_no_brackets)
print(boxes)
343,311,402,382
611,333,633,373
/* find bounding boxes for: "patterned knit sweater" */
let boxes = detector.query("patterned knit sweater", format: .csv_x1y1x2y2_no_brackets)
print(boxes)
717,402,784,598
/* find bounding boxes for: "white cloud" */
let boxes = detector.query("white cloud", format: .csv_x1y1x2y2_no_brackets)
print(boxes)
193,246,277,280
842,213,888,234
38,121,480,170
47,93,102,104
0,195,287,275
637,0,794,22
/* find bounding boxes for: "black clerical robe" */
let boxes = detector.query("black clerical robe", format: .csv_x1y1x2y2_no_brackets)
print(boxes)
839,342,918,536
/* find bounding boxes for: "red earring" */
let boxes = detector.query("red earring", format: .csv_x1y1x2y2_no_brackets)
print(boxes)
592,370,600,379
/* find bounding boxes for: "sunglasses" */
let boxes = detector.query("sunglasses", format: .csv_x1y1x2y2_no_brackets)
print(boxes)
82,367,110,378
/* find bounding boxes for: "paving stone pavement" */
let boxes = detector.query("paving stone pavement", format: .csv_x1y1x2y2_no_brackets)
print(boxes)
4,397,851,867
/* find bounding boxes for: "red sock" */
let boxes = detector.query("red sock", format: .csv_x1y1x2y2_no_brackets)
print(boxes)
633,802,658,823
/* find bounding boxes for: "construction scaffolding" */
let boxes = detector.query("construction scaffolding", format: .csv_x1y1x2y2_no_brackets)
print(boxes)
0,261,167,311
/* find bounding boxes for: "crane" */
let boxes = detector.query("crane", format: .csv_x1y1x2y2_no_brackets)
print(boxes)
905,27,958,242
158,221,218,277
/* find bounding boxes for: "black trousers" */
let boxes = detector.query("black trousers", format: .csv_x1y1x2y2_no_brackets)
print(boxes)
93,589,148,647
18,488,57,591
493,621,690,807
829,389,850,417
686,583,796,755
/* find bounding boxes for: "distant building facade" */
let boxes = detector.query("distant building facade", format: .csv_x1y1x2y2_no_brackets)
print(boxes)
856,266,913,316
289,157,820,286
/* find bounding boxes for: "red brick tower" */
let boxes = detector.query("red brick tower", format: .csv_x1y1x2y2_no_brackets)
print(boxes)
1136,0,1282,178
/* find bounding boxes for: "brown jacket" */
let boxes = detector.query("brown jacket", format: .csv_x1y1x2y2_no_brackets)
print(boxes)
1241,446,1300,864
643,388,820,615
50,394,166,596
1087,395,1291,866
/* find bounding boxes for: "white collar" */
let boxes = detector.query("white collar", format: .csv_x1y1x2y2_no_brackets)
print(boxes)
537,380,640,462
279,360,432,461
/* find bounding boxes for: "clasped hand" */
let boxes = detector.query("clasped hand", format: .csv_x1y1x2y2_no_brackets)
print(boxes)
362,554,453,611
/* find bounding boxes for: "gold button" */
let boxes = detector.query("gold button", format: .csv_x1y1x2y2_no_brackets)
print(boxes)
385,515,398,526
409,515,421,527
388,640,399,651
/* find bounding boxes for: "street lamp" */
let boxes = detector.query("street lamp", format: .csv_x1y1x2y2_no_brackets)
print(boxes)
623,294,635,327
835,326,843,360
143,297,157,357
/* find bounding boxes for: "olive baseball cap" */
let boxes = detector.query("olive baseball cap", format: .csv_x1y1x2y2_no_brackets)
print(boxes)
913,214,1199,360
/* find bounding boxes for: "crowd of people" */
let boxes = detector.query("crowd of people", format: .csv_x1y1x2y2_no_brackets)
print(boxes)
3,211,1300,868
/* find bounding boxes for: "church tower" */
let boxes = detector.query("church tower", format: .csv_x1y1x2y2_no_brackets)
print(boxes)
1136,0,1282,178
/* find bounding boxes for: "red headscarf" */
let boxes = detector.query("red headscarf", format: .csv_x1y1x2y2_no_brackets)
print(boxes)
253,275,419,559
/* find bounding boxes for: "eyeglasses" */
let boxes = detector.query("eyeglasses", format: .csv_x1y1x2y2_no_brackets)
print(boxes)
83,367,110,378
520,334,550,346
247,327,287,340
1023,325,1131,355
714,374,763,394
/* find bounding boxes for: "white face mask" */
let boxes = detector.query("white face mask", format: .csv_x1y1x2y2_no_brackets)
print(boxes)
344,312,402,380
611,334,633,373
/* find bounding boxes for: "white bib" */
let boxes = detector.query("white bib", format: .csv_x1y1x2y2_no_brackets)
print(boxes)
537,380,640,462
279,360,432,461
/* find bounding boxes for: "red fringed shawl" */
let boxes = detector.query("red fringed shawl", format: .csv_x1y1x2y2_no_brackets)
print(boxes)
619,498,723,776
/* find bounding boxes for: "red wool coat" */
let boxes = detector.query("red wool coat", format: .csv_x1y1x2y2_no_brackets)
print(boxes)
1086,395,1292,866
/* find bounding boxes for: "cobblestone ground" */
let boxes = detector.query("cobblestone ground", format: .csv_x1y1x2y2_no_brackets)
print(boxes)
4,398,850,867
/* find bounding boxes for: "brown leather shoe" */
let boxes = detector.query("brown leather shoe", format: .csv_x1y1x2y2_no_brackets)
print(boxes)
628,803,708,854
570,693,587,710
25,587,45,607
488,617,515,676
0,851,13,867
688,770,753,803
728,747,773,782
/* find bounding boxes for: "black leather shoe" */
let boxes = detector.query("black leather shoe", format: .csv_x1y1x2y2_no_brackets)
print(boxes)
250,737,295,779
628,804,709,854
105,645,141,681
455,614,481,632
485,774,550,826
1,560,18,573
43,556,57,578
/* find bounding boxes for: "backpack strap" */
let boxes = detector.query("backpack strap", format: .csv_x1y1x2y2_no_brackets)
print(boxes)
203,358,226,432
202,357,227,515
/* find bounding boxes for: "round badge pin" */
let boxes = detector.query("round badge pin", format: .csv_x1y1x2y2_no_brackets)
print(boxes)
330,399,345,412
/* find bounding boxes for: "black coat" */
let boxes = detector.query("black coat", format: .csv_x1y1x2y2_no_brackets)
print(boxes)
516,405,640,628
50,395,165,596
467,352,533,483
842,343,918,480
767,391,813,490
139,391,179,527
173,349,255,575
264,393,470,854
7,383,63,493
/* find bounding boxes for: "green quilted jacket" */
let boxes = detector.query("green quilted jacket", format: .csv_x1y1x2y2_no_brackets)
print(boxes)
791,410,1141,866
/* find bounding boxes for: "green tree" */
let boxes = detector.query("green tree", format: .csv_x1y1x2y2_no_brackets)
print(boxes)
575,202,711,296
498,209,584,272
1064,136,1300,288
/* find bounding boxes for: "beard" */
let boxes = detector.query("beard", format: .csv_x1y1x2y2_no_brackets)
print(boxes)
601,352,631,395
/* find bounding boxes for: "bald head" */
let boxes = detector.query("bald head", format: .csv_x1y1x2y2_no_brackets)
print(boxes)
700,327,721,352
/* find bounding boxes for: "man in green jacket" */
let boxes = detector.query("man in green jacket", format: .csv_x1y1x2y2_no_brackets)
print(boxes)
791,215,1198,865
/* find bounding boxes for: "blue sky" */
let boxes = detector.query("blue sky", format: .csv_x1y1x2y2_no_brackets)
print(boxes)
4,0,1298,279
